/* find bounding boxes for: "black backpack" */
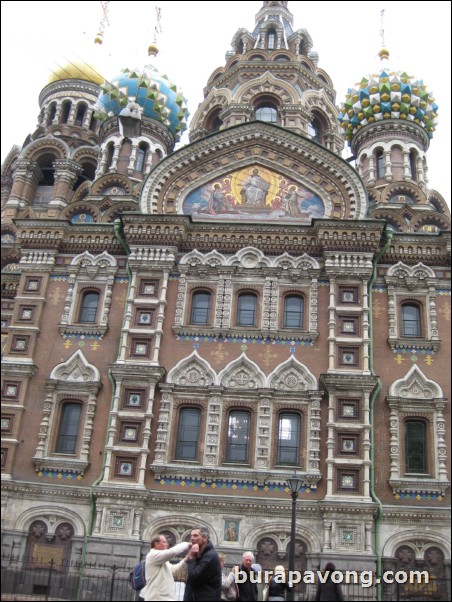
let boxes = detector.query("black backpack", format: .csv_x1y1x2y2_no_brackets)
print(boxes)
129,559,146,590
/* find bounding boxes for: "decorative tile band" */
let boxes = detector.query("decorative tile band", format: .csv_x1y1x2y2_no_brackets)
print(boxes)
156,477,315,494
37,471,83,480
176,335,315,348
394,492,444,501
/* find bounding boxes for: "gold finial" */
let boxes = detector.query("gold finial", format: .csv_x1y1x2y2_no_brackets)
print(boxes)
378,9,390,61
94,1,110,45
148,43,160,58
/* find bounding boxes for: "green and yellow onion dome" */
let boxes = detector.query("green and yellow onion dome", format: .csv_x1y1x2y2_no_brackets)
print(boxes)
338,68,438,145
95,64,189,140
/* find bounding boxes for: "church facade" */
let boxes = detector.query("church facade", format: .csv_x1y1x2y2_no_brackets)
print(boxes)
1,0,450,588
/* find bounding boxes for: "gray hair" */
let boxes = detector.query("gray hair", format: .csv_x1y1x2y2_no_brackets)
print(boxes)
243,551,255,561
193,526,210,541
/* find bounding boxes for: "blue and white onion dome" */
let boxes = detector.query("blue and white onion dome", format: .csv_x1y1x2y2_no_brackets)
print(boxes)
95,45,189,141
338,49,438,145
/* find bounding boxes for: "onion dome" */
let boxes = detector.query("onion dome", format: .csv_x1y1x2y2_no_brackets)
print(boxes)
47,62,104,86
338,63,439,145
95,59,189,141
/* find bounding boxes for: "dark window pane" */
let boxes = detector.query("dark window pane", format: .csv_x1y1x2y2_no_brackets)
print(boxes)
284,296,304,328
226,411,250,463
79,292,100,323
57,403,82,453
190,293,211,325
176,408,201,460
405,421,427,473
402,304,421,337
277,413,301,465
237,295,257,326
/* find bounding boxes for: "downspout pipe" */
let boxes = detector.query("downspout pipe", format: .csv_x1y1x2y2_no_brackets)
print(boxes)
368,227,393,601
76,219,132,600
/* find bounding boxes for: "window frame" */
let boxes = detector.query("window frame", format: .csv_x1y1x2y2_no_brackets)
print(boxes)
338,347,360,368
119,422,141,444
11,335,30,353
55,402,83,455
236,293,258,328
338,399,361,421
175,407,202,461
339,287,359,304
283,295,304,330
2,381,21,400
225,410,252,464
24,277,42,293
401,302,422,338
123,389,146,409
276,412,302,466
139,280,159,297
404,419,428,474
130,338,151,358
77,290,100,324
336,468,360,493
114,456,137,479
190,291,212,326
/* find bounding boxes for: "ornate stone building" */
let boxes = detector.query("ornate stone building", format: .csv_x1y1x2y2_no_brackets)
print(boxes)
1,0,450,591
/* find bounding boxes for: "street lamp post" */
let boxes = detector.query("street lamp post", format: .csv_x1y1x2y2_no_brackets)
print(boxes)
287,474,304,602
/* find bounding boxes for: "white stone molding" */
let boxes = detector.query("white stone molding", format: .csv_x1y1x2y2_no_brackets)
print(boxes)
268,356,318,391
218,353,266,389
167,351,216,387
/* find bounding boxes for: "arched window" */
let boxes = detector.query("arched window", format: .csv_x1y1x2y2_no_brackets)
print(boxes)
376,150,385,179
405,420,427,473
78,291,100,323
74,103,87,126
402,303,421,337
255,104,278,124
284,295,304,328
47,103,57,126
226,411,251,463
105,143,115,170
60,101,71,124
410,151,418,181
267,29,277,50
277,413,301,465
89,115,98,132
308,119,322,143
237,294,257,326
56,403,82,453
190,292,211,325
135,143,149,172
175,408,201,460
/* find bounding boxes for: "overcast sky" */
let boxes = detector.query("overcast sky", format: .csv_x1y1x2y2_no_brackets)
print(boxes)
1,1,450,203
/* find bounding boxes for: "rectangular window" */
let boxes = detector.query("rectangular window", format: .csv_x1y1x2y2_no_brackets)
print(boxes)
140,280,159,297
339,317,359,335
11,336,30,353
337,469,360,493
18,306,36,322
1,448,7,468
1,318,10,328
339,347,359,367
176,408,201,460
1,415,14,433
338,399,360,421
115,457,137,478
2,382,20,400
25,277,42,293
405,421,427,473
226,411,251,463
120,423,140,443
339,287,359,304
338,433,359,455
56,403,82,454
277,413,301,465
123,389,145,409
131,339,151,357
136,310,154,326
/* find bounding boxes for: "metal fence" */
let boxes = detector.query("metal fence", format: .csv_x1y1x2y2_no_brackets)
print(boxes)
1,556,450,601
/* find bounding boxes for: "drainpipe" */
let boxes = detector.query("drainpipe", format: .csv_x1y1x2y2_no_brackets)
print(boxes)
368,227,393,601
76,219,132,600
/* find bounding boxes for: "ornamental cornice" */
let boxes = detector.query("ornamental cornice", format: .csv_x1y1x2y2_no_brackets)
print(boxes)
1,480,92,501
389,479,450,497
352,120,430,154
109,364,166,382
382,507,451,521
320,373,379,392
1,363,38,378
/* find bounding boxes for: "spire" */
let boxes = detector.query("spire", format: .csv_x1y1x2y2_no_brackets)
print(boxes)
378,9,390,62
94,1,110,45
148,6,162,59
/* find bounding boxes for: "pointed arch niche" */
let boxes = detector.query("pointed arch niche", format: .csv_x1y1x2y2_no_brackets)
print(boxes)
32,350,102,476
386,365,449,497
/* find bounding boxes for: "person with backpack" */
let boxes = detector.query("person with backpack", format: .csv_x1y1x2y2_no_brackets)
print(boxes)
139,534,191,601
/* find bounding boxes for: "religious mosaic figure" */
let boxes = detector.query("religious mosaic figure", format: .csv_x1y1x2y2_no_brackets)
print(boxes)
242,168,270,206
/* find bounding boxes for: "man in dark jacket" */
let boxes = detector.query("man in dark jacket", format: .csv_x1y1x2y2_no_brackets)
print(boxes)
184,527,222,601
237,551,258,601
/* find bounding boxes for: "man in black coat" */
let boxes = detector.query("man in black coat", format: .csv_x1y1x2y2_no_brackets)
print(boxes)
184,527,222,601
237,551,258,601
